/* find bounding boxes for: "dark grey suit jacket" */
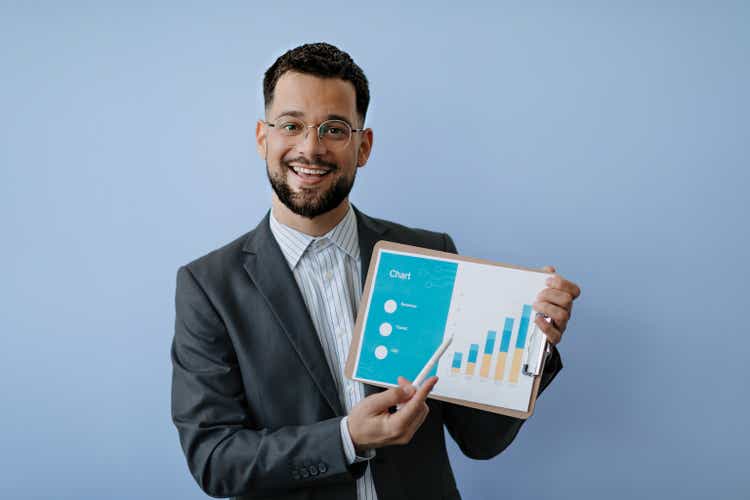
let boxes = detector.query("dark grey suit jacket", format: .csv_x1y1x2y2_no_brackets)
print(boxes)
171,205,562,500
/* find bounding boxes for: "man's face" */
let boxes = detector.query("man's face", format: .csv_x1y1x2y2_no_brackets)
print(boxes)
256,71,372,219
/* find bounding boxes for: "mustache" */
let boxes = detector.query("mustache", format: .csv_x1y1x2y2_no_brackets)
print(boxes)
283,156,338,171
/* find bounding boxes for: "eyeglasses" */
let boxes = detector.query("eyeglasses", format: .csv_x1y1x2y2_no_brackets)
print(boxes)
263,117,365,151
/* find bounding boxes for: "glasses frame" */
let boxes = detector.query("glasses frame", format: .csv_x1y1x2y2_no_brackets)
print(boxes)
262,117,366,150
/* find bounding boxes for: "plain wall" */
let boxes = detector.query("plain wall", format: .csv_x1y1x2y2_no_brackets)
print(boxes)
1,2,748,499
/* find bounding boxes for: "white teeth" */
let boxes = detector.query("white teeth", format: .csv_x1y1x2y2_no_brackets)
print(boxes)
293,166,329,176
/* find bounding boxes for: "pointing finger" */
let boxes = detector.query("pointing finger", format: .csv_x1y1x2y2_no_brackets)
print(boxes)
361,382,415,414
392,376,438,420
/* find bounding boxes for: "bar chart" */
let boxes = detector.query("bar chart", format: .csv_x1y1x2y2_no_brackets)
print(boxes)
449,304,533,384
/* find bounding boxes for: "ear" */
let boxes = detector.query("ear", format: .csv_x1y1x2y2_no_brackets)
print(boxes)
255,120,268,159
356,128,374,168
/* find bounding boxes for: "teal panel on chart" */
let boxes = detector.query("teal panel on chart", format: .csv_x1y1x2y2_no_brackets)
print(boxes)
356,252,458,384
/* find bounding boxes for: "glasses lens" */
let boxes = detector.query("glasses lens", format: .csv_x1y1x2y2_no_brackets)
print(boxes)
319,120,351,148
274,118,305,136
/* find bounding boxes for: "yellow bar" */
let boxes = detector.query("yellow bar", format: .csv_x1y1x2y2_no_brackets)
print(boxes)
509,349,524,383
480,353,492,378
466,362,476,376
494,352,507,381
451,367,460,375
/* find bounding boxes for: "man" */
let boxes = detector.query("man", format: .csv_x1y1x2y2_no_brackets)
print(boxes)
171,42,581,500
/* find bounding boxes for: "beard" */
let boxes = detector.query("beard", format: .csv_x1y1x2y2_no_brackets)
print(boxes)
266,157,357,219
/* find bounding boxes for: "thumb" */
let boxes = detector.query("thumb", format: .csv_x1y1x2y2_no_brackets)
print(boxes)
361,380,415,414
542,265,556,273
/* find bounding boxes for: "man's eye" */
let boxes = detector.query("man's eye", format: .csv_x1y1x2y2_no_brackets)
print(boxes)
325,127,343,135
280,122,300,132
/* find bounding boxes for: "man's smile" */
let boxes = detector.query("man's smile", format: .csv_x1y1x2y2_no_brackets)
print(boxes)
286,161,335,185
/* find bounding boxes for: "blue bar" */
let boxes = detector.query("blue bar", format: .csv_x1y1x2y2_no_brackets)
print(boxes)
500,318,513,352
468,344,479,363
451,352,462,369
483,330,497,354
515,305,532,350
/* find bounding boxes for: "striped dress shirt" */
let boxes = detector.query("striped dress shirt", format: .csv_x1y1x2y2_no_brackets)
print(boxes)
269,204,378,500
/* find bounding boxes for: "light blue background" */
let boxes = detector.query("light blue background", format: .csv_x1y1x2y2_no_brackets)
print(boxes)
1,2,748,499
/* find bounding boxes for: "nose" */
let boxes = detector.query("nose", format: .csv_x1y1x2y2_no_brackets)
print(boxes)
297,125,328,156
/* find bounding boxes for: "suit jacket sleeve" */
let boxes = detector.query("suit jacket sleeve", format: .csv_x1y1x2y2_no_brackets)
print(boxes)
438,233,563,460
170,265,366,498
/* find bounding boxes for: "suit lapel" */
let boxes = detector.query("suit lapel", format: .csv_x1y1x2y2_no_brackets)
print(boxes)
241,205,391,409
353,204,388,288
241,211,344,415
352,205,391,398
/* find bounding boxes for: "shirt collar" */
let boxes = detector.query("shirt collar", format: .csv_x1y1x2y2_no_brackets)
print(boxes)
269,204,360,269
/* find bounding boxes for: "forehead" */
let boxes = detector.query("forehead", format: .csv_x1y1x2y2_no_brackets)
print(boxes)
269,71,358,122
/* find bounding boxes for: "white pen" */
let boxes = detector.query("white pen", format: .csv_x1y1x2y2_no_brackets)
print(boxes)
412,334,454,388
395,334,454,410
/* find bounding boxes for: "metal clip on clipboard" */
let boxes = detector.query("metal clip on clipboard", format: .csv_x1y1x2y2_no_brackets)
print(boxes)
522,316,552,377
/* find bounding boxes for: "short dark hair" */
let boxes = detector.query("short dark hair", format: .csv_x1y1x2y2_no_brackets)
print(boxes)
263,42,370,124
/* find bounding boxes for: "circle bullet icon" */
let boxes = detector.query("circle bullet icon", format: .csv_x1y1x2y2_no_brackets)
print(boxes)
375,345,388,360
384,299,397,313
379,322,393,337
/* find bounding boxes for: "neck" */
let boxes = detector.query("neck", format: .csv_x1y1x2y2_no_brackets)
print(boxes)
271,195,351,236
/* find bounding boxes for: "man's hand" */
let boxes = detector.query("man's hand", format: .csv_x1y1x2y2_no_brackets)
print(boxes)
347,376,438,453
533,265,581,345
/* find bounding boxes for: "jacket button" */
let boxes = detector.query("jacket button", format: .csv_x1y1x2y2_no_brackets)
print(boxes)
300,468,310,478
292,470,300,480
308,464,319,476
318,462,328,473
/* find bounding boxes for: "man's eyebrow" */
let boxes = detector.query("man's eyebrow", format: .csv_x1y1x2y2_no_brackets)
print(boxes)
325,114,353,124
274,110,305,120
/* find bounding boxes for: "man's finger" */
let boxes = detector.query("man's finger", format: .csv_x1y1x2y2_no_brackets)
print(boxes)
412,376,439,403
545,274,581,299
388,382,436,442
391,376,438,422
533,301,569,332
535,314,562,345
536,288,574,312
397,376,412,390
542,265,556,273
360,382,415,414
